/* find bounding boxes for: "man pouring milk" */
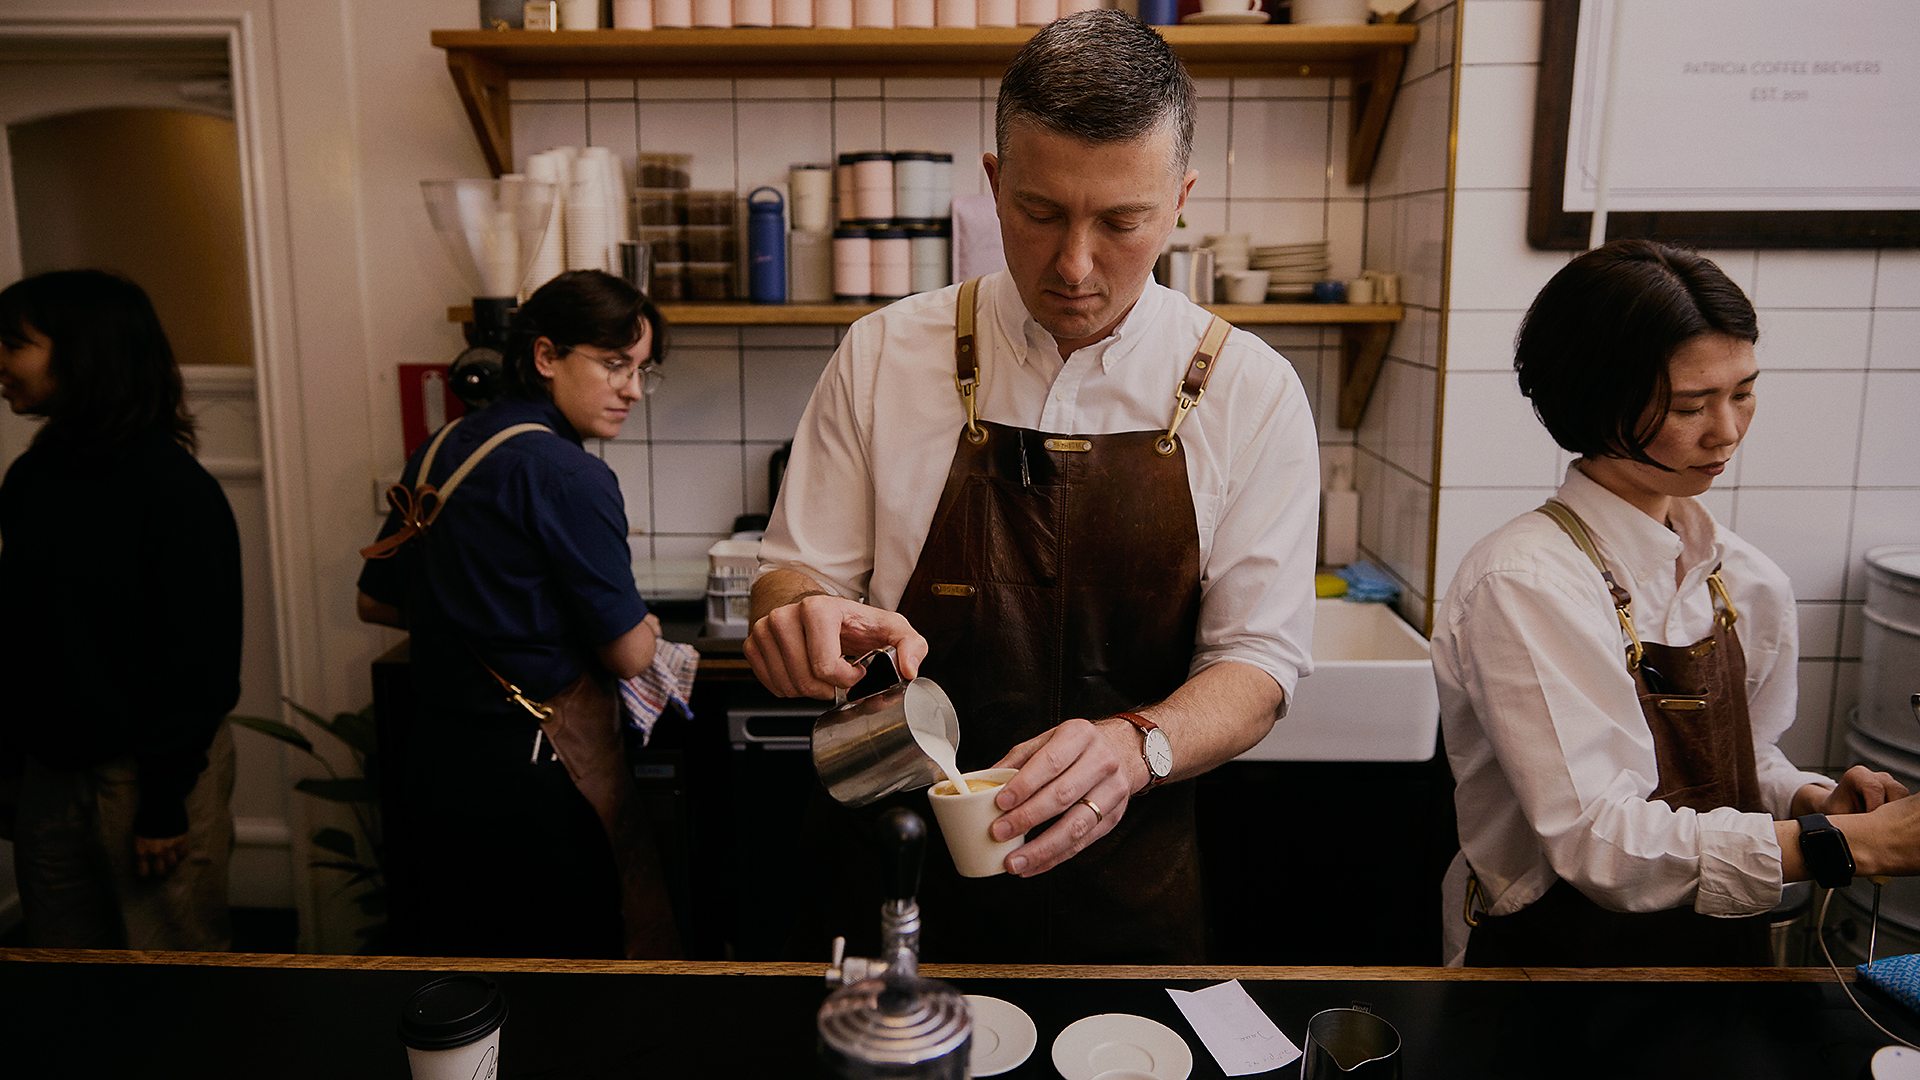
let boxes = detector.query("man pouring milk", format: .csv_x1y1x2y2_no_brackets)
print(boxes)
747,10,1318,963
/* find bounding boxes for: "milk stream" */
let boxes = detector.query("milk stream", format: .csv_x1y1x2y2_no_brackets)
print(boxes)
909,703,969,795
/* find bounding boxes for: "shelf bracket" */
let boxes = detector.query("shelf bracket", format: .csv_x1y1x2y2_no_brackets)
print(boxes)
1337,322,1396,430
1345,40,1408,186
447,50,513,177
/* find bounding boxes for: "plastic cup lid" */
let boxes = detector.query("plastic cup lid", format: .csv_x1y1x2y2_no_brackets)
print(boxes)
398,974,508,1051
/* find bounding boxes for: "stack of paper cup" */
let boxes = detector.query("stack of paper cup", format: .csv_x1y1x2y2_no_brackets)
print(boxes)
935,0,976,26
523,152,569,294
580,146,629,270
790,164,834,233
613,0,654,27
654,0,695,28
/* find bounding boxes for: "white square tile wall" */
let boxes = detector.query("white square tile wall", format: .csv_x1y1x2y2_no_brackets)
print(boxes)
1433,0,1920,768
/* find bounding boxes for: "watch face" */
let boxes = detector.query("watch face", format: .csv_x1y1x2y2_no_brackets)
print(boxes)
1144,728,1173,778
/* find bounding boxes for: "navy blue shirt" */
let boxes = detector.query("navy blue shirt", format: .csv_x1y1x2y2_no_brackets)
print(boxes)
358,396,646,712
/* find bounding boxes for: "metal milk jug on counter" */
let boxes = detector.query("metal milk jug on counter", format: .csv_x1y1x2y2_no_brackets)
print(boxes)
812,647,962,807
817,809,972,1079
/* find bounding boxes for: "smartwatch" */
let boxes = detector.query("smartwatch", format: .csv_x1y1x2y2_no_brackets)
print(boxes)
1796,813,1856,890
1114,711,1172,792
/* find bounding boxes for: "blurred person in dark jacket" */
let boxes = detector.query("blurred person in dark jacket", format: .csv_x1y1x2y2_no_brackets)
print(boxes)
0,269,242,949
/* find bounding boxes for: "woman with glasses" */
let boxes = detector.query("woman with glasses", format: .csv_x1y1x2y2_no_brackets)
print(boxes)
357,269,673,958
1435,239,1920,968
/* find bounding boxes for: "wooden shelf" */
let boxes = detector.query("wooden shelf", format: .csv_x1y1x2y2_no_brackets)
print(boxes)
431,25,1414,182
447,299,1399,427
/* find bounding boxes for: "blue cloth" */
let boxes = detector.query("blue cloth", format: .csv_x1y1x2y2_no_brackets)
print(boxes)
1335,559,1401,603
1860,955,1920,1015
358,396,648,712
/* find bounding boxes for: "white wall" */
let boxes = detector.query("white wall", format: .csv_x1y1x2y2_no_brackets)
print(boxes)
1432,0,1920,771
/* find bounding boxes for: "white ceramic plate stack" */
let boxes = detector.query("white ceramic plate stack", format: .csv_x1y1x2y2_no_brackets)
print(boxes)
1250,241,1329,300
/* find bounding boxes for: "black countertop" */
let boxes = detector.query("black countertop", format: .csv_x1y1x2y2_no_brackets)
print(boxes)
1,952,1911,1079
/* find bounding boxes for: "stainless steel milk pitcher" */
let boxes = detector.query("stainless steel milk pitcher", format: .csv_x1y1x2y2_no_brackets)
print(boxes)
812,647,961,807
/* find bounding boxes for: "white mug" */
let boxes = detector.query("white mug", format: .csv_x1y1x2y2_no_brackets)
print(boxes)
1198,0,1260,11
1016,0,1057,23
654,0,694,26
935,0,976,24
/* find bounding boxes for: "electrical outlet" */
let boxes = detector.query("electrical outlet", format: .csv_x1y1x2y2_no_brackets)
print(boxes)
374,475,401,515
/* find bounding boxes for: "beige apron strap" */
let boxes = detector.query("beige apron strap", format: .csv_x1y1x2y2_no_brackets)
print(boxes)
358,420,550,559
954,277,985,444
1155,316,1231,457
1535,499,1645,672
422,422,552,525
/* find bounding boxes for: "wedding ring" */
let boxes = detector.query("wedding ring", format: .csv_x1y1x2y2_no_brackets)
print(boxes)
1077,796,1104,823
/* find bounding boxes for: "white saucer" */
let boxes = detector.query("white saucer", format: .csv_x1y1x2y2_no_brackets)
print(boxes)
965,995,1038,1077
1051,1013,1194,1080
1180,10,1272,24
1875,1046,1920,1080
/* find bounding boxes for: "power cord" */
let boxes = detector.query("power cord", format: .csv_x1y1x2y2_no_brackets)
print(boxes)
1815,881,1920,1052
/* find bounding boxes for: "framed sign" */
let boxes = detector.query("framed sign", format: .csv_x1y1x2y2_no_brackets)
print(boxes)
1528,0,1920,249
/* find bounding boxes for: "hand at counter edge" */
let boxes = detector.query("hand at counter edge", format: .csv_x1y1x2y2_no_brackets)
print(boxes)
745,568,929,700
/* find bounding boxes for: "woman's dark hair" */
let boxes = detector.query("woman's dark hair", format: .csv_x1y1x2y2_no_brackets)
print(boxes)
0,269,195,451
502,269,668,400
996,9,1196,177
1514,238,1757,468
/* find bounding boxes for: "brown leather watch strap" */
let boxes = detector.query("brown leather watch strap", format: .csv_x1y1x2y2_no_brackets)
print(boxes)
1113,711,1166,790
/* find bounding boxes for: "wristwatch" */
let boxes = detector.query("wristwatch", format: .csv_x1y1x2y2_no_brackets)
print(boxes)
1114,711,1172,792
1796,813,1856,889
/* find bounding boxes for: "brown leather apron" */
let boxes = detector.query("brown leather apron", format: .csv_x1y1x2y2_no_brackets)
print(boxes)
1464,500,1771,967
805,280,1230,964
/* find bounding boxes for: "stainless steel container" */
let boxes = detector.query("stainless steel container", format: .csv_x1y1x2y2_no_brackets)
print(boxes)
812,649,960,807
1156,245,1215,303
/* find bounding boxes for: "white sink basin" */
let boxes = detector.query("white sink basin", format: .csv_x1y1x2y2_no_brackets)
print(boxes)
1237,598,1439,762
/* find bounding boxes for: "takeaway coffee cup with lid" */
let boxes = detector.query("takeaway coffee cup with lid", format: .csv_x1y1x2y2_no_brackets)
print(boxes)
399,974,507,1080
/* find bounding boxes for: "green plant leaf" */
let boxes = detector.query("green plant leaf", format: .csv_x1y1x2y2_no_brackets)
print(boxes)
310,859,375,875
325,709,379,758
226,714,315,756
295,777,377,803
282,698,331,731
311,827,358,859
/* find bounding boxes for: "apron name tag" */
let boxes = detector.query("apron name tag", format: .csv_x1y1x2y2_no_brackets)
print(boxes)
1688,639,1717,659
1042,438,1092,453
1652,696,1709,712
931,583,976,597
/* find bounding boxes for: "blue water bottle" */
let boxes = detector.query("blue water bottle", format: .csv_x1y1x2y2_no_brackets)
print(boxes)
1138,0,1178,24
747,186,787,304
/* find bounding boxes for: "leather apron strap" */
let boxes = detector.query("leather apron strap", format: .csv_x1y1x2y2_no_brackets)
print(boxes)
1465,501,1769,966
358,421,551,560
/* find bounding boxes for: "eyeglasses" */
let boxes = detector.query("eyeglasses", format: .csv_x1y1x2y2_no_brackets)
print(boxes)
564,346,664,396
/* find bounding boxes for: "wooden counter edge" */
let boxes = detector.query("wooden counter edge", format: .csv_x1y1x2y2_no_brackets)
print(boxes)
0,949,1848,983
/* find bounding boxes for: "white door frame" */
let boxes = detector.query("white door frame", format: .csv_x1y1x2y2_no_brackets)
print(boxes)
0,13,320,942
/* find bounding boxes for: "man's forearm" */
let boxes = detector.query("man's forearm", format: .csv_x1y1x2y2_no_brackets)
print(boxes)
1119,661,1285,785
749,567,836,625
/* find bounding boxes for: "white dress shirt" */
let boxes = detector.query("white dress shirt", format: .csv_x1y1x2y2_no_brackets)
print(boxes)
759,271,1319,704
1434,464,1832,965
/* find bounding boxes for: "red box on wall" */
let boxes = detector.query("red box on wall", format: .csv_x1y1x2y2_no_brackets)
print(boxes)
396,363,467,455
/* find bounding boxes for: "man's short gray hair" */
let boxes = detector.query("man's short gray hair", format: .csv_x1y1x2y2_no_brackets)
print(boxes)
994,10,1197,177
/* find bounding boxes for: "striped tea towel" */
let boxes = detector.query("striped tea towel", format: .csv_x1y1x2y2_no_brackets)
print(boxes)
619,638,700,745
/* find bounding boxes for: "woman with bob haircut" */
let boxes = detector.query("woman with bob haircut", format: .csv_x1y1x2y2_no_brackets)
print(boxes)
357,269,676,959
0,268,242,950
1434,238,1920,966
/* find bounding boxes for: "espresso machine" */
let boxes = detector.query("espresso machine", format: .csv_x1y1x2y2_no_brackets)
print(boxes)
419,178,556,408
817,809,972,1079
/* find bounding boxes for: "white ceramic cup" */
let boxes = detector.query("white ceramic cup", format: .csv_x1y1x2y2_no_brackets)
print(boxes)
1223,269,1272,304
927,767,1024,878
1346,276,1375,304
1017,0,1058,23
935,0,977,24
977,0,1016,25
654,0,695,27
897,0,936,25
557,0,603,27
1289,0,1369,24
612,0,654,26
